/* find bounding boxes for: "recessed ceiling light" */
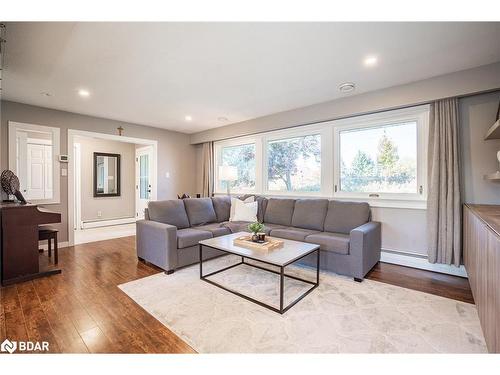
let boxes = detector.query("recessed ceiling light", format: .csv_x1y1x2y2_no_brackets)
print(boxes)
217,117,228,122
185,115,192,121
339,82,355,93
78,89,90,97
364,56,378,67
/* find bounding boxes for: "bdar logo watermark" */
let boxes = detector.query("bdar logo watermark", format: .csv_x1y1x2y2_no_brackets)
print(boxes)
1,339,17,354
1,339,49,354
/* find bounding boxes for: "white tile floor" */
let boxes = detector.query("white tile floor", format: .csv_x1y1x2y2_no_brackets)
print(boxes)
74,223,136,245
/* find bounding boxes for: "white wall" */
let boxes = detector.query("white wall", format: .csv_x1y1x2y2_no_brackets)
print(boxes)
195,92,500,260
460,91,500,204
371,207,427,256
191,62,500,144
75,135,136,222
1,100,198,242
192,65,500,262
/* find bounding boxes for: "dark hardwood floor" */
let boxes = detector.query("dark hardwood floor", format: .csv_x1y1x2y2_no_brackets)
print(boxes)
0,235,473,353
0,236,195,354
365,262,474,304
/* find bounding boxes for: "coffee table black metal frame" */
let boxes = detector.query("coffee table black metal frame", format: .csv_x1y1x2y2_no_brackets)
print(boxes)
199,243,320,314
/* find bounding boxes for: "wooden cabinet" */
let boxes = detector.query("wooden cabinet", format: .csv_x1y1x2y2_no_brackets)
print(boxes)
463,204,500,353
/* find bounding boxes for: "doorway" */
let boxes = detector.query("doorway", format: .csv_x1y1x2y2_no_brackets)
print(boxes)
135,145,154,219
67,130,157,246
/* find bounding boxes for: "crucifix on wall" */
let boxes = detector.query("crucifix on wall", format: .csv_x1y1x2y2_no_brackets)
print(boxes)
117,126,124,136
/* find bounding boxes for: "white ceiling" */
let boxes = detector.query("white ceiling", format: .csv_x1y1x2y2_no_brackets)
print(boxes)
3,22,500,134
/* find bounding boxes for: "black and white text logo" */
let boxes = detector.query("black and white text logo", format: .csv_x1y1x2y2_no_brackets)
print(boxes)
1,338,49,353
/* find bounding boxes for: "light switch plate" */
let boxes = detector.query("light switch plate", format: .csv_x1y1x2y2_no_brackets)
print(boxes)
61,168,68,176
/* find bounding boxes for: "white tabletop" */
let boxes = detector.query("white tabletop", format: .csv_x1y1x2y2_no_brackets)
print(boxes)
199,232,319,267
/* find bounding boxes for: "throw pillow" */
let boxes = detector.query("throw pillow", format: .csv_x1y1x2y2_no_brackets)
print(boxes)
230,198,258,222
229,196,255,221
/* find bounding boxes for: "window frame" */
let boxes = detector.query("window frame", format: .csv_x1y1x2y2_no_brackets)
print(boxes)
332,105,429,204
214,136,261,194
212,105,429,209
262,125,331,197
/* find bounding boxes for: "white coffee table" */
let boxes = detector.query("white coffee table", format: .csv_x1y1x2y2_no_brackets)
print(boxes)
198,232,320,314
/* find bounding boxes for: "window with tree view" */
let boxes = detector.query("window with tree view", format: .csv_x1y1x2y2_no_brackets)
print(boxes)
219,143,256,192
267,134,321,192
339,122,417,194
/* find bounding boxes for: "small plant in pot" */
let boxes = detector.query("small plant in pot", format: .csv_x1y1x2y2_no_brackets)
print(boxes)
248,222,265,242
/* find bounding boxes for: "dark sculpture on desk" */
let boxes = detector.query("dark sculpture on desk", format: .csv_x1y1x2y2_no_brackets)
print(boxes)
1,169,27,204
0,169,61,285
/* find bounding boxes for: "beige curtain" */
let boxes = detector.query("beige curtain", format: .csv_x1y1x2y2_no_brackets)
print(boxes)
201,142,214,197
427,97,461,266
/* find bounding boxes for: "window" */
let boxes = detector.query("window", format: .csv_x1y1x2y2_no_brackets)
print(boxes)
139,154,149,199
333,106,428,201
215,142,256,193
213,105,428,207
266,134,321,192
339,122,417,193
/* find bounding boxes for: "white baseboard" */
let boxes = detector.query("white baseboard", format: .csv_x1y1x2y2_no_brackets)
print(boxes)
38,241,70,250
81,217,136,229
380,249,468,278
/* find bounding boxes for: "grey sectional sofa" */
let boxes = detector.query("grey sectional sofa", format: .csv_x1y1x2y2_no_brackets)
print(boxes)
136,196,381,281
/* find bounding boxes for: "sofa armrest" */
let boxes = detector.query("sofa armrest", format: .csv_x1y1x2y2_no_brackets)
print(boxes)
349,221,381,278
136,220,178,272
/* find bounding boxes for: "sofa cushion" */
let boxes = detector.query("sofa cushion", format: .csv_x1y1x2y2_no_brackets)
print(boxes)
148,200,190,229
231,198,258,222
262,223,287,235
258,197,268,223
211,196,231,222
230,196,254,220
177,228,212,249
305,232,350,255
291,199,329,231
324,200,370,234
183,198,217,226
270,227,320,242
193,223,231,237
222,221,287,235
263,198,296,226
239,194,267,222
221,221,251,233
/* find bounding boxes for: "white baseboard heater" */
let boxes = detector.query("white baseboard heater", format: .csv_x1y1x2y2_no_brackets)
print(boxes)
81,217,136,229
380,249,467,277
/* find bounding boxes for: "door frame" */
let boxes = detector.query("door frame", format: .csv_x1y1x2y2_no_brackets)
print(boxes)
135,145,155,219
67,129,158,246
8,121,61,204
73,142,82,230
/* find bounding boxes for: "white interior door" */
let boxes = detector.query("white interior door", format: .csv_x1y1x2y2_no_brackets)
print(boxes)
27,144,46,199
16,131,28,196
135,146,154,219
44,145,53,199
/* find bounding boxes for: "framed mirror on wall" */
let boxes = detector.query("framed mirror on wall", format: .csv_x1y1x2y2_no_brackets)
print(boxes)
8,121,61,204
93,152,121,197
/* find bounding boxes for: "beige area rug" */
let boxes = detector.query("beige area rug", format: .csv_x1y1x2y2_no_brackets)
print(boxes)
119,255,487,353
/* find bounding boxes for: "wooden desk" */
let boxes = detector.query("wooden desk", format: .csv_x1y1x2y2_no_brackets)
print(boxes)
0,202,62,286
